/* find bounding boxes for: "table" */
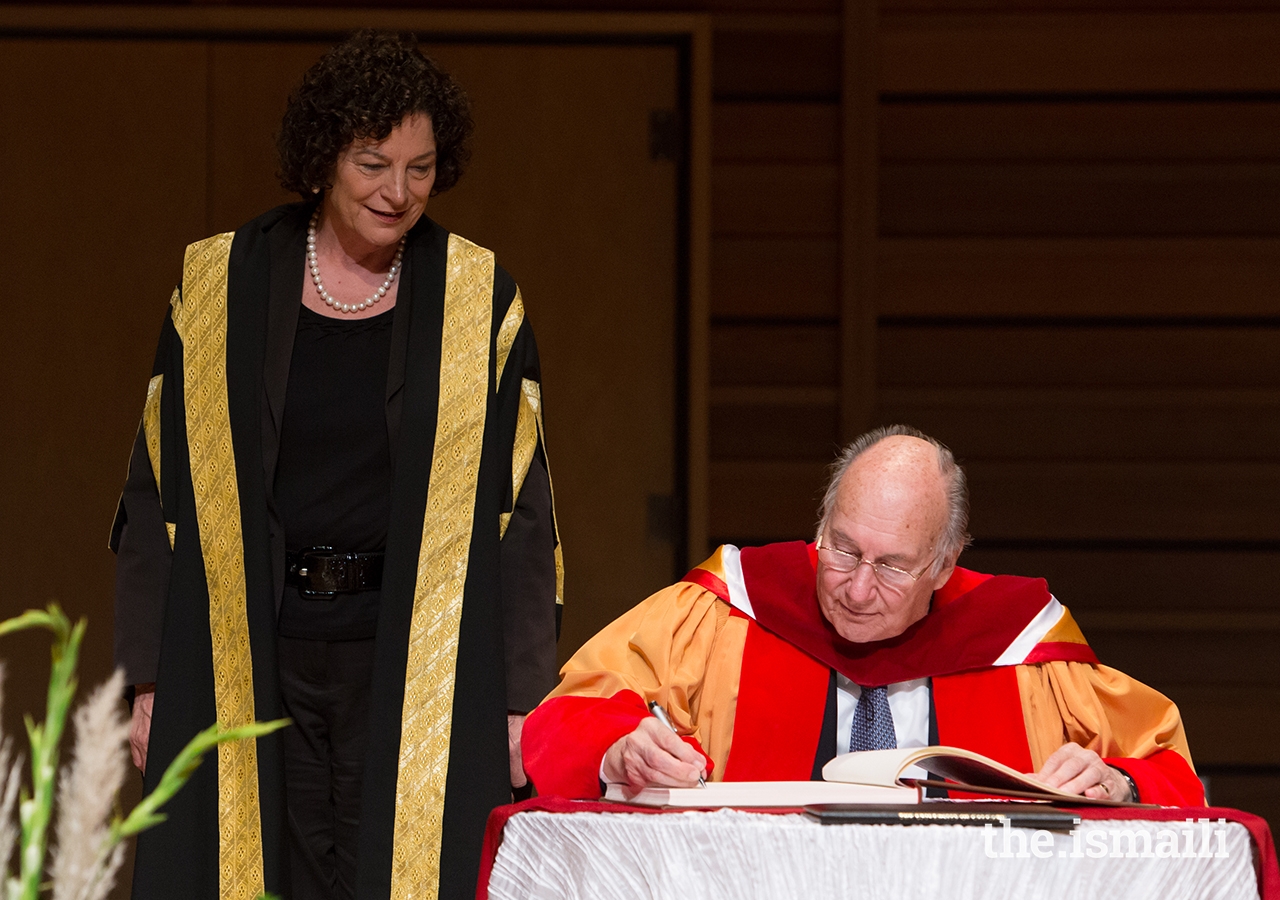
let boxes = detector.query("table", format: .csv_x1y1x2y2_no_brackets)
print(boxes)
479,799,1279,900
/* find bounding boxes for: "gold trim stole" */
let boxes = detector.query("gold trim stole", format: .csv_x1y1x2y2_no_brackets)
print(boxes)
389,234,495,899
493,291,564,607
170,233,266,900
142,373,163,492
140,367,177,549
495,290,532,541
520,378,564,607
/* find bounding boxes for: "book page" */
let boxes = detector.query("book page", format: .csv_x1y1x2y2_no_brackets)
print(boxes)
821,747,931,788
823,745,1113,804
910,750,1061,795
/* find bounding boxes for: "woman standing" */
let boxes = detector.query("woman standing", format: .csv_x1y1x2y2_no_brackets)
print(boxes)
111,30,561,900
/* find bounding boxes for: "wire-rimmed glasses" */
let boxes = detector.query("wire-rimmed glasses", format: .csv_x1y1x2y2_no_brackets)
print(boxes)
815,534,935,593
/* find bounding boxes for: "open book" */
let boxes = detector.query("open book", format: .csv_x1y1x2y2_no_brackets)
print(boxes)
603,745,1152,809
603,780,918,808
822,746,1152,808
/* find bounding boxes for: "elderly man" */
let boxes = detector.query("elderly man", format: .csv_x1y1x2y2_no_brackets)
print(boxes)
523,426,1203,806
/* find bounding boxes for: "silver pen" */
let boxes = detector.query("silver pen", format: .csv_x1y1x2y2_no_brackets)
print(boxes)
648,701,706,788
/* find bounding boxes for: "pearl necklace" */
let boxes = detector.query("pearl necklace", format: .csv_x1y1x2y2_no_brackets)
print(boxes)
307,210,405,314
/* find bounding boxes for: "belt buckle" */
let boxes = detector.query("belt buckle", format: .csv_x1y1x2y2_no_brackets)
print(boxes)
295,545,340,600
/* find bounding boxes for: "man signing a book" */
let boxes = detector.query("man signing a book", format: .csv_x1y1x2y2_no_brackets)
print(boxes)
522,425,1203,806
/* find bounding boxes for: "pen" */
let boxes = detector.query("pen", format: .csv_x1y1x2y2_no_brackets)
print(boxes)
648,701,706,788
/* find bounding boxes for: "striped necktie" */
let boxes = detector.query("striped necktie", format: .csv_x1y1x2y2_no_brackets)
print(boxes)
850,685,897,752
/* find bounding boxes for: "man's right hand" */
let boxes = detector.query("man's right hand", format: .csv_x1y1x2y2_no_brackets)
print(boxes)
602,717,707,792
131,686,155,774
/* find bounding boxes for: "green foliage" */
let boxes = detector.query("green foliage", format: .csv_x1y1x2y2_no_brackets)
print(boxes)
111,719,287,843
0,604,288,900
3,605,84,900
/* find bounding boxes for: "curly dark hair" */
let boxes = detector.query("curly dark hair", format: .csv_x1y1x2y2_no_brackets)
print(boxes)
277,29,473,197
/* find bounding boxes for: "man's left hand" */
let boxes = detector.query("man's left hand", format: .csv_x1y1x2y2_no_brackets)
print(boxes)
1034,742,1131,801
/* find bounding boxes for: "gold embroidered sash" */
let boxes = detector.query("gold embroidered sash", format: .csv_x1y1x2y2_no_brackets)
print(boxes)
389,234,495,899
171,233,266,900
142,373,163,493
141,369,176,549
491,290,563,603
495,291,528,539
494,287,523,388
519,378,564,607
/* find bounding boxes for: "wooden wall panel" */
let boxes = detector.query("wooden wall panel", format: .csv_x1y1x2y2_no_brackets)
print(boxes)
877,389,1280,461
883,0,1265,10
957,547,1280,614
710,323,838,385
705,0,837,10
712,237,839,317
209,42,325,232
710,400,839,459
880,163,1280,237
709,459,827,541
867,7,1280,836
706,13,844,548
713,102,838,162
879,239,1280,318
840,0,879,439
880,13,1280,93
1083,630,1279,688
711,458,1280,543
0,34,208,740
712,21,839,99
419,43,687,648
1159,687,1280,767
878,325,1280,389
704,0,1280,836
882,102,1280,164
0,0,836,9
0,36,209,900
1205,772,1280,819
965,461,1280,542
712,163,839,235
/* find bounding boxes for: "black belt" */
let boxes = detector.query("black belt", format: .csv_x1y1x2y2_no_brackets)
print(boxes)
285,547,385,599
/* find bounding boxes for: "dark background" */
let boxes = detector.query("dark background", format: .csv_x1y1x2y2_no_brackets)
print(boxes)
1,1,1277,895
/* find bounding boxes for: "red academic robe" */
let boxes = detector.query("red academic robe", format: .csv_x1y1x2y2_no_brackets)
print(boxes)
525,542,1203,807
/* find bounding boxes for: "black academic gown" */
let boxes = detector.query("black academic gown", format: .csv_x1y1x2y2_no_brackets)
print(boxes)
111,203,560,900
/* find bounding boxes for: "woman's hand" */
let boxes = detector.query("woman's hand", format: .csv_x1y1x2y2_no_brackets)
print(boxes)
131,684,155,774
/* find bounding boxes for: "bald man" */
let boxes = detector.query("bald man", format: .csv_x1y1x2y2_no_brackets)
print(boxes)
523,425,1204,806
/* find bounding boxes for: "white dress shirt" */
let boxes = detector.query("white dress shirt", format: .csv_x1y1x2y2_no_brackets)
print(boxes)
835,674,931,780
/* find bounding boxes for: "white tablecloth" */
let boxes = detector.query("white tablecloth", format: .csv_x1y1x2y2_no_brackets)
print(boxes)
487,808,1259,900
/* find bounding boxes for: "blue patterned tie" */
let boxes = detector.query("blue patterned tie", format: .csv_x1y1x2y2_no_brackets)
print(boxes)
850,685,897,752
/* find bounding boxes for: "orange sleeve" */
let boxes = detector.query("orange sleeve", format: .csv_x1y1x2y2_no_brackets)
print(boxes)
524,582,747,795
1018,661,1203,804
548,583,723,701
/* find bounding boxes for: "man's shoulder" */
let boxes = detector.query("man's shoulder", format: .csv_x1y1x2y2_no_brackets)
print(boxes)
937,572,1101,668
935,566,999,604
935,567,1065,612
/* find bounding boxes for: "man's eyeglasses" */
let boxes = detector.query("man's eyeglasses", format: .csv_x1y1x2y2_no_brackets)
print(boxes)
815,534,934,592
